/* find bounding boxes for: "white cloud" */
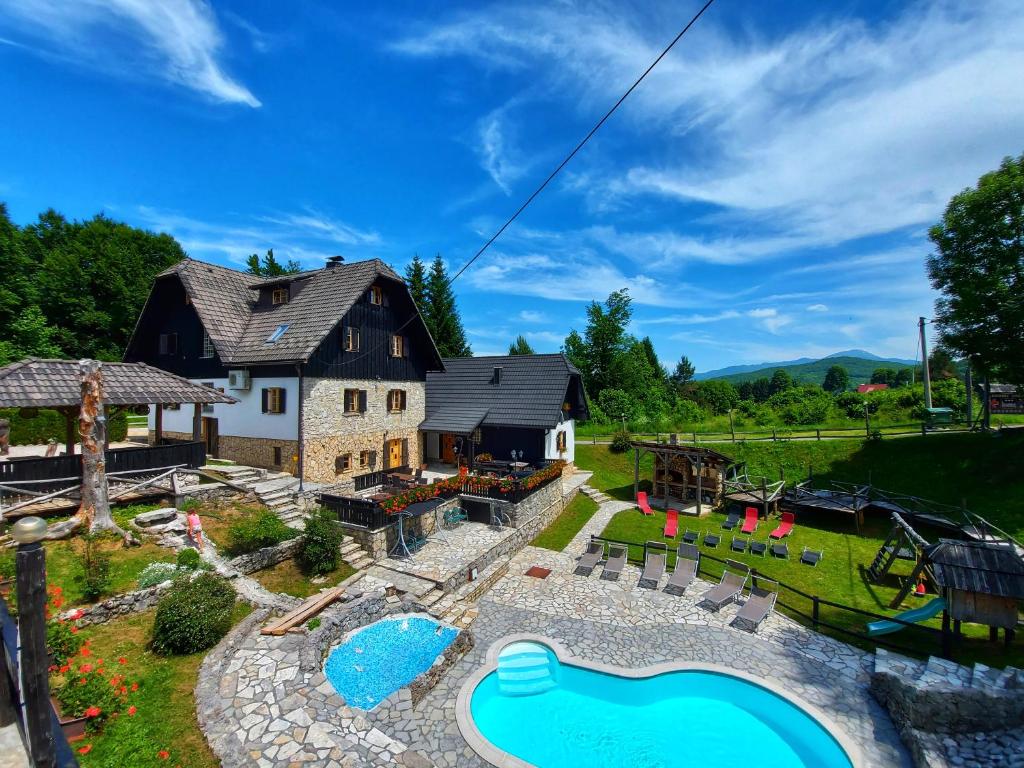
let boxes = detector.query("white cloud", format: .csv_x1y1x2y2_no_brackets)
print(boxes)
746,308,777,319
0,0,260,106
807,304,829,312
475,106,527,194
517,310,547,323
258,209,380,247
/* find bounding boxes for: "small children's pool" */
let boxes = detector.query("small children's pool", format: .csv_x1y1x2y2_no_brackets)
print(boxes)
324,615,458,709
464,640,856,768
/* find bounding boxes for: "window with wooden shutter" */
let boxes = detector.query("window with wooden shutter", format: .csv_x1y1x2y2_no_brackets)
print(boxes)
158,333,178,355
556,431,567,452
359,450,371,469
343,326,360,352
359,389,368,413
272,287,289,305
343,389,359,414
335,453,352,473
388,389,407,412
389,334,405,357
369,285,383,305
262,387,285,414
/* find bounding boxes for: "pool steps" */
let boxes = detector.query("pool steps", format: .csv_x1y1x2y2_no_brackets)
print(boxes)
497,644,557,696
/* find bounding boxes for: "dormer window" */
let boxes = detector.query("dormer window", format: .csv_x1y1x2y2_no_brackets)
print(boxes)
272,287,289,305
201,330,215,359
266,324,289,344
369,285,383,305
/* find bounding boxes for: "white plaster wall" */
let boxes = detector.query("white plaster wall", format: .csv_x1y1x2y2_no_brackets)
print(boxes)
147,376,299,440
545,418,575,463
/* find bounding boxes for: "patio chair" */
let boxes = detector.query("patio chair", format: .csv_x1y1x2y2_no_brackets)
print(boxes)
770,542,790,559
733,583,778,631
663,509,679,538
731,536,748,553
665,544,699,595
601,544,628,581
740,507,759,535
770,511,796,539
721,512,740,530
700,565,749,611
682,529,699,544
575,539,605,576
703,532,721,548
637,491,654,516
800,547,823,567
638,545,667,589
749,540,767,557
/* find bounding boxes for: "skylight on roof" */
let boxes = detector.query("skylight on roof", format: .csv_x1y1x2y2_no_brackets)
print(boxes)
266,324,289,344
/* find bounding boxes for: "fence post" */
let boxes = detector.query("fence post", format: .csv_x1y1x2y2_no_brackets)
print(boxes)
816,428,821,441
592,434,597,445
812,596,820,630
692,432,697,445
921,423,927,437
13,517,57,768
772,428,777,442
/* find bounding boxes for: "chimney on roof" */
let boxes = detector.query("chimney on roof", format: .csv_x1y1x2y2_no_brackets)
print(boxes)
491,366,503,385
326,255,344,269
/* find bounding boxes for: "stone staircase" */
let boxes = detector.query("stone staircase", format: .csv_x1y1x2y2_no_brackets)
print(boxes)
421,553,512,626
874,649,1023,694
339,536,373,571
580,483,612,505
202,464,307,527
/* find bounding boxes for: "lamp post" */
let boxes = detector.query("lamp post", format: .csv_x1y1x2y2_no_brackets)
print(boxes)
12,516,56,768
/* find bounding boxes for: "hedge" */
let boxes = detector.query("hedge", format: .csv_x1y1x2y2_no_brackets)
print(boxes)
0,407,128,445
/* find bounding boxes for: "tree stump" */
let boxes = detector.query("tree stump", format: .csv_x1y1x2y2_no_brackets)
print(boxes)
76,360,129,541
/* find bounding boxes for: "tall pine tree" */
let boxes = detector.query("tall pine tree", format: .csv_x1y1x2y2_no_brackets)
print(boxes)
405,254,428,309
425,254,471,358
245,248,301,276
508,335,535,355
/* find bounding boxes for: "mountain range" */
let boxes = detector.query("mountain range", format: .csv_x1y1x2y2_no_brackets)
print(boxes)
695,350,918,387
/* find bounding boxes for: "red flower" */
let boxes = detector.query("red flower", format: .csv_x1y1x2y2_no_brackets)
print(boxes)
128,705,137,716
158,750,170,760
59,665,70,673
70,626,79,634
80,647,91,657
118,657,127,665
77,745,92,755
120,686,127,695
79,663,93,674
131,683,138,692
79,678,87,685
84,706,101,718
70,609,84,620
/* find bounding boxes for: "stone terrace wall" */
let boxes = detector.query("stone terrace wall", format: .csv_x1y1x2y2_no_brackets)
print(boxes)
226,537,303,575
871,672,1024,733
62,582,172,627
341,497,460,561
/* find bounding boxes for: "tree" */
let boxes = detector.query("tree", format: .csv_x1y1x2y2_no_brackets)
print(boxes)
871,367,898,386
928,153,1024,385
669,355,696,394
639,337,668,381
425,254,471,357
566,289,632,397
508,335,535,355
695,379,738,415
245,248,300,277
563,330,588,381
770,369,793,395
405,254,428,310
0,306,62,366
750,377,773,402
894,368,914,387
822,364,850,394
928,347,959,380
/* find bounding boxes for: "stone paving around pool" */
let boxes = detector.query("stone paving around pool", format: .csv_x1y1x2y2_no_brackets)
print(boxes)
197,540,911,768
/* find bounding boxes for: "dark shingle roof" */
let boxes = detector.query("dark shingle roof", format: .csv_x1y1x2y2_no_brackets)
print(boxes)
0,359,237,408
926,539,1024,599
154,257,403,365
425,354,579,430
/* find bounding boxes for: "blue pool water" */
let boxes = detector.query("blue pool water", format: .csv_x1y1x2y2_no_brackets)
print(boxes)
471,642,853,768
324,616,458,708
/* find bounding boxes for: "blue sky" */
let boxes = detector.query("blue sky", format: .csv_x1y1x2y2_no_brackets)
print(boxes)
1,1,1022,371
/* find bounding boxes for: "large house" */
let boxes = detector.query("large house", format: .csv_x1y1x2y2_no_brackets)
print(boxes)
125,256,443,482
126,256,588,482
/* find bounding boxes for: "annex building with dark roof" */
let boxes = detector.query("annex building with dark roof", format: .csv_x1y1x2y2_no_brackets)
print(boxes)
423,354,588,465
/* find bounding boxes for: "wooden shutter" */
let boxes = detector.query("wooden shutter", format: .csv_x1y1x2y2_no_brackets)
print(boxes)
277,388,286,414
359,390,368,413
400,390,408,410
402,336,409,358
261,388,269,413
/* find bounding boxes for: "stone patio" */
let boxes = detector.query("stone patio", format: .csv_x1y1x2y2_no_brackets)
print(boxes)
375,522,518,587
196,542,911,767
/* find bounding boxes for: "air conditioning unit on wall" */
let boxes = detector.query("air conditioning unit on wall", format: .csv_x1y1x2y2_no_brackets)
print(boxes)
227,370,251,390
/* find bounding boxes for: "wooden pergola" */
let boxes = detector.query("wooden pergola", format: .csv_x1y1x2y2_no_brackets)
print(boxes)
0,358,237,455
631,441,737,515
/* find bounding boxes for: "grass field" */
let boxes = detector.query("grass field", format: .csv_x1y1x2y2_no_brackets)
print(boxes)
69,604,251,768
575,434,1024,667
530,494,600,552
44,535,175,606
251,557,356,599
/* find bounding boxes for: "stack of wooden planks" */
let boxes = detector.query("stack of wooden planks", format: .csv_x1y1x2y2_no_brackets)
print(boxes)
260,587,345,636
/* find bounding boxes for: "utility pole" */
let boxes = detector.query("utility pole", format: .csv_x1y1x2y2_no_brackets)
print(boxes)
964,359,973,427
919,317,933,410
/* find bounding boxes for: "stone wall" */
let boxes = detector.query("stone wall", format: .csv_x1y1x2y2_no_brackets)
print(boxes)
340,497,460,561
61,582,171,627
226,536,303,575
871,671,1024,733
407,629,474,707
158,431,298,473
300,586,404,674
301,377,426,483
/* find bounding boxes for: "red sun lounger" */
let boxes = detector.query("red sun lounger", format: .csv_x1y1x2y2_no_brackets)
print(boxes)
740,507,759,535
664,509,679,538
637,491,654,516
770,511,795,539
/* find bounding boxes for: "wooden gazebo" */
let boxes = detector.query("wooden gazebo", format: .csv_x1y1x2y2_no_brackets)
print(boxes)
631,441,737,516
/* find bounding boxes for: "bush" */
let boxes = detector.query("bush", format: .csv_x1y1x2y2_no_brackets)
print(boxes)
0,407,127,445
176,548,201,571
637,478,653,494
297,508,344,576
136,562,178,589
609,430,632,453
54,644,138,733
151,573,236,655
224,508,297,556
75,534,111,602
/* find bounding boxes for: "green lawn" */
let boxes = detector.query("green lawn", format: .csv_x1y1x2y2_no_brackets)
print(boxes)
251,557,356,599
44,535,174,606
531,494,600,551
576,437,1024,667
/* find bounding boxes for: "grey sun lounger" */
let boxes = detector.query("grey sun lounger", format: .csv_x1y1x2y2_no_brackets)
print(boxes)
701,564,749,611
601,544,629,580
575,539,605,575
638,545,667,589
665,543,699,595
733,584,778,631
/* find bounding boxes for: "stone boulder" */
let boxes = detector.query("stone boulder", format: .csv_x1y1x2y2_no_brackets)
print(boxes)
133,508,179,528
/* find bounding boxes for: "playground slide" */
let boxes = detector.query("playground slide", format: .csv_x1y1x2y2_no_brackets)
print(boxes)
866,597,946,637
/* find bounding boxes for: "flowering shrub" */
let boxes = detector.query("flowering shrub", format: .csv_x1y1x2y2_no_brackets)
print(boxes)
54,642,136,732
152,573,236,655
136,562,178,590
44,586,84,667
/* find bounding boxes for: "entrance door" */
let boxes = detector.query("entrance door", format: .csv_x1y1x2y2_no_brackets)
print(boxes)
441,433,456,464
201,417,219,458
387,438,403,469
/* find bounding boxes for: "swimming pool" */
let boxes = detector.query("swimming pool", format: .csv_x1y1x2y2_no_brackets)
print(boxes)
458,638,858,768
324,615,458,709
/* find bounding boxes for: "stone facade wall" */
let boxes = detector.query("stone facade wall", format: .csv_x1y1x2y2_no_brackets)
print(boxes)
61,583,172,627
226,537,303,575
340,497,460,561
301,377,425,483
158,430,297,473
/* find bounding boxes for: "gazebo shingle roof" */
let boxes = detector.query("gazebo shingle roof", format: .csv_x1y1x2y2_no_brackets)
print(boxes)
0,359,238,408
